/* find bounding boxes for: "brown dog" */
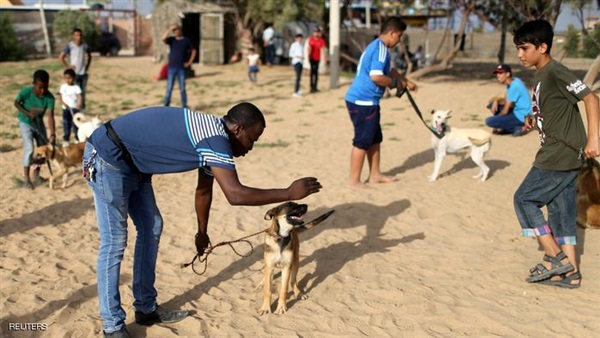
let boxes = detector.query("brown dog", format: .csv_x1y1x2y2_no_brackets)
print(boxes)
259,202,333,315
33,142,86,189
577,159,600,229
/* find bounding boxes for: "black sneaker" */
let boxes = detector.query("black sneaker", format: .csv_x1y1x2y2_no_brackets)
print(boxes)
134,306,189,326
103,327,130,338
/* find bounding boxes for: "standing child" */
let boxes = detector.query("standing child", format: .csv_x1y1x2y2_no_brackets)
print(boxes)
59,68,82,145
289,34,304,97
513,19,599,288
247,48,261,83
14,69,56,190
344,17,417,190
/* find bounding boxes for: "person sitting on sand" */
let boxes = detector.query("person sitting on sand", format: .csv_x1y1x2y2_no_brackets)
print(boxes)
344,16,417,190
485,64,531,136
83,102,322,337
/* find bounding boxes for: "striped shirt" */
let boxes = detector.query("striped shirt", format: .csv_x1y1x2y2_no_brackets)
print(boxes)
89,106,235,174
345,38,391,106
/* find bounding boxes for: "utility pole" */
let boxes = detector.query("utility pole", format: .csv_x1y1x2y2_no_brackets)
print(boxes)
365,0,371,29
329,0,340,89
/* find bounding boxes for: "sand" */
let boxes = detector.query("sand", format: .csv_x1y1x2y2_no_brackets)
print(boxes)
0,56,599,338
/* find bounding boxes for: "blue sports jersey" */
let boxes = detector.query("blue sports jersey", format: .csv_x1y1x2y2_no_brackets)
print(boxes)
89,106,235,174
345,38,391,106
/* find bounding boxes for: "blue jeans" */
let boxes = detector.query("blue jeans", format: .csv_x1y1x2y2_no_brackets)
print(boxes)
513,166,578,245
485,113,524,134
62,108,80,142
75,74,88,111
19,121,47,166
83,143,163,333
164,67,187,107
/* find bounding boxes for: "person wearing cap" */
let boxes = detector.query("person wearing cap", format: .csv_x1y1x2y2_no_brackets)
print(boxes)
485,64,532,136
307,28,326,93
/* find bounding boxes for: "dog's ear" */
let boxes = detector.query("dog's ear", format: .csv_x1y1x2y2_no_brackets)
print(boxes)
264,208,276,220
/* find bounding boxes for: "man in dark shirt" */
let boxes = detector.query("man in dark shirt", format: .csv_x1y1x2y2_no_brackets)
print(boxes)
162,24,197,107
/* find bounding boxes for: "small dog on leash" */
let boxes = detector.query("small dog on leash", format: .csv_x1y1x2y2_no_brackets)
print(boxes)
33,142,86,189
429,109,492,182
73,113,102,141
259,202,334,315
577,159,600,229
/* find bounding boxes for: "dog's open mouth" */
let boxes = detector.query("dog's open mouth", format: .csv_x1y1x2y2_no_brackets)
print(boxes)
286,207,307,227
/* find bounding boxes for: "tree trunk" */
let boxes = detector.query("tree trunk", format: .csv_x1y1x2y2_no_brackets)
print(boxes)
410,0,475,79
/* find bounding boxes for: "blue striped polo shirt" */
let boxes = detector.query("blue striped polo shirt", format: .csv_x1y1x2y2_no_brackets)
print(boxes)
89,106,235,174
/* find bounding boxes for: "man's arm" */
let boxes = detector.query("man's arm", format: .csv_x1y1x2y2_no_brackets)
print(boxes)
162,25,176,43
185,48,197,68
59,49,70,69
14,100,36,119
212,167,321,206
499,99,513,116
195,170,213,235
85,47,92,73
371,68,417,91
583,92,600,159
47,107,56,144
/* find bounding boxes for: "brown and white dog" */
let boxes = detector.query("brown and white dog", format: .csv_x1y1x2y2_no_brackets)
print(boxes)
577,159,600,229
33,142,86,189
259,202,333,315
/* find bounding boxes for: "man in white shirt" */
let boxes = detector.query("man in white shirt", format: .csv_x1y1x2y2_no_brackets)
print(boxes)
262,24,275,66
288,34,304,97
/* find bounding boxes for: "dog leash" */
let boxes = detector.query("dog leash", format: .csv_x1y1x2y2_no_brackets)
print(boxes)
181,210,335,276
397,88,445,139
181,229,266,276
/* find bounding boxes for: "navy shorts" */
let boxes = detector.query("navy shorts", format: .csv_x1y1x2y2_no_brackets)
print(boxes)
346,101,382,149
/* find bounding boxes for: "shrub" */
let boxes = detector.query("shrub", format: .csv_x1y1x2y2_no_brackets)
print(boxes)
0,13,24,61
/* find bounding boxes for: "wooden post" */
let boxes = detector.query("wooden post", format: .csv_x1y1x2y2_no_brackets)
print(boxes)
329,0,340,88
39,0,52,57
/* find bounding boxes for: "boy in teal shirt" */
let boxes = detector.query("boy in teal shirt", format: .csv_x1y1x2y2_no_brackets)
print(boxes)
14,69,56,189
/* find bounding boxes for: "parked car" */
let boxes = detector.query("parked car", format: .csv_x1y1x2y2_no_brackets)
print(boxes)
97,32,121,56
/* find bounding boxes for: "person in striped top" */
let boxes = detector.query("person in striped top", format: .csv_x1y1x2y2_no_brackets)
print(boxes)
85,102,322,337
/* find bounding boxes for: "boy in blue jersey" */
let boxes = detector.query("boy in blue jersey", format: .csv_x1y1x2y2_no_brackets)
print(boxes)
84,102,322,337
345,16,418,189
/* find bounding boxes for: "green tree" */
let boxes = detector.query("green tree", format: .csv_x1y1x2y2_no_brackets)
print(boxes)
564,24,580,57
53,10,98,50
582,27,600,58
0,13,24,61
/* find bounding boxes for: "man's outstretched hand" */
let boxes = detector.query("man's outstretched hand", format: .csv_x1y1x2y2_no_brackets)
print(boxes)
195,232,210,257
287,177,322,200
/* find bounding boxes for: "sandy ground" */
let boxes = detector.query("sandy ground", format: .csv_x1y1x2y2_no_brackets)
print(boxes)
0,56,599,338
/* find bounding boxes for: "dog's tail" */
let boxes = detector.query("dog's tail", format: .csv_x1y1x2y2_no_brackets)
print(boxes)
295,210,335,234
73,113,87,128
469,136,491,147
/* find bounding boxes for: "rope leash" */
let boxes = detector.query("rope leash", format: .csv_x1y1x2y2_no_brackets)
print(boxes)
181,228,267,276
397,88,445,139
181,210,335,276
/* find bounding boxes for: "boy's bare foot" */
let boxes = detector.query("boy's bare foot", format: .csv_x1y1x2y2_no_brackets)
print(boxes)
367,175,397,184
348,181,368,190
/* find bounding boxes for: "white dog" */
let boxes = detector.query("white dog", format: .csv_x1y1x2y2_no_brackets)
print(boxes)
73,113,102,141
429,109,491,182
